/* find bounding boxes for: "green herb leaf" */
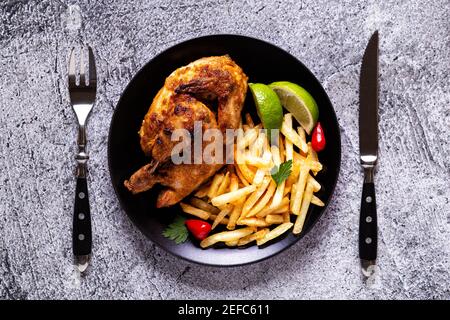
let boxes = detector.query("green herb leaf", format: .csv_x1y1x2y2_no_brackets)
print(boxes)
271,160,293,186
162,215,188,244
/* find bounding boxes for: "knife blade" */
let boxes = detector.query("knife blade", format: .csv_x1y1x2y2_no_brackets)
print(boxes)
359,31,379,276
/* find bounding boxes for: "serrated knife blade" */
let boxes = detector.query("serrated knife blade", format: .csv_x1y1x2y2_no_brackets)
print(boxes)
359,31,379,164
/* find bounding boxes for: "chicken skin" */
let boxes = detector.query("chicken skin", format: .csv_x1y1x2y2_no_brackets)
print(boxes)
124,55,248,207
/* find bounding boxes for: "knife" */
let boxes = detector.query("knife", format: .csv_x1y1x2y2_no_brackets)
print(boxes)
359,31,379,276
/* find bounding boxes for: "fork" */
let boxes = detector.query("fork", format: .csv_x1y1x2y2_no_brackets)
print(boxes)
68,47,97,272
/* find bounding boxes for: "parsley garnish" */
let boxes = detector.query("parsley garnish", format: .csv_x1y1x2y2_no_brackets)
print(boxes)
271,160,293,186
162,215,188,244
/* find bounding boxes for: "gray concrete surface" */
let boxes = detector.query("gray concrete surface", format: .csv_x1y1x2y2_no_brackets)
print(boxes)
0,0,449,300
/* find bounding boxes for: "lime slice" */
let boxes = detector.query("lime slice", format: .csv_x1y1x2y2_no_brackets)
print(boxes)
269,81,319,134
248,83,283,136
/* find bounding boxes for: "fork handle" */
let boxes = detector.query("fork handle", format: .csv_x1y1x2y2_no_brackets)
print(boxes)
73,124,92,256
73,174,92,256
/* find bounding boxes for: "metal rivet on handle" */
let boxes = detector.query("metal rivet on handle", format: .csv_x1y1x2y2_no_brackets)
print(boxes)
365,237,372,244
366,196,372,203
78,213,85,220
78,234,85,241
78,192,85,199
366,216,372,223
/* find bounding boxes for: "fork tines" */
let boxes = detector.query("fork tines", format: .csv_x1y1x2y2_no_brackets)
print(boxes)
68,46,97,89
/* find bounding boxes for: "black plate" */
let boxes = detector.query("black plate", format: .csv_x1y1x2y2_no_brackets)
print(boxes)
108,35,341,266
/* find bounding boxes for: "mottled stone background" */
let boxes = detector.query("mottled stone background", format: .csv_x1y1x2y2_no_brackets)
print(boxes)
0,0,448,300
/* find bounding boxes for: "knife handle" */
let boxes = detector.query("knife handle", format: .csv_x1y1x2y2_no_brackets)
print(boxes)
73,175,92,256
359,170,377,261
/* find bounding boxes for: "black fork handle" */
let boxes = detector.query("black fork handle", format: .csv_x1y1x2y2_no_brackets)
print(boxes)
73,176,92,256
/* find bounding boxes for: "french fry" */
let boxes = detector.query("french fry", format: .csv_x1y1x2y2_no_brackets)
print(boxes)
308,142,320,176
257,222,293,246
311,195,325,207
180,203,210,220
283,185,291,196
297,127,308,154
212,205,233,230
311,162,322,172
281,116,308,153
238,228,269,246
294,150,322,172
237,217,270,227
235,165,250,186
288,151,305,181
211,185,256,207
271,145,281,167
285,138,294,162
200,227,255,248
245,153,272,169
229,173,239,192
227,197,245,230
209,214,229,225
249,129,265,158
227,173,242,229
225,240,239,246
308,142,318,162
291,155,311,215
290,183,296,198
270,180,285,210
279,135,285,162
251,149,272,186
230,173,239,195
243,126,260,148
266,214,284,224
245,113,255,128
263,135,271,153
207,174,224,199
291,177,318,198
242,177,271,216
189,197,220,215
272,204,289,214
237,162,256,183
282,211,290,223
252,168,266,186
256,196,289,217
283,114,294,161
235,129,246,163
215,172,230,196
286,152,302,188
293,182,314,234
268,144,285,209
246,180,277,217
308,175,321,192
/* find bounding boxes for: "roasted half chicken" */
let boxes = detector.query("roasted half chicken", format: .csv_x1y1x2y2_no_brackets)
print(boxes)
124,55,248,207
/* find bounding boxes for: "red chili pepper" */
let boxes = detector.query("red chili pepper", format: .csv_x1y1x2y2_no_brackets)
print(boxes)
311,122,326,152
185,219,212,240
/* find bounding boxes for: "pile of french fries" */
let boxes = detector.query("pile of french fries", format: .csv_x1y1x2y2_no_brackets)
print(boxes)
179,113,325,248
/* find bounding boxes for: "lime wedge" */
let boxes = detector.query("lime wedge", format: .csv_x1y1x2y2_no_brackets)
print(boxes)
269,81,319,134
248,83,283,136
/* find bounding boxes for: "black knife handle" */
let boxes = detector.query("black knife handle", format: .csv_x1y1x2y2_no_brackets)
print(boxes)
73,176,92,256
359,178,377,261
